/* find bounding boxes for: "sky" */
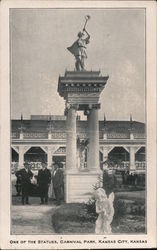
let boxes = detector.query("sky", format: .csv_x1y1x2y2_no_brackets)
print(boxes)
11,8,145,122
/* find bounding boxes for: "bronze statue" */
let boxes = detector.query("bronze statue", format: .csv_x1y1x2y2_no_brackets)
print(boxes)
67,15,91,71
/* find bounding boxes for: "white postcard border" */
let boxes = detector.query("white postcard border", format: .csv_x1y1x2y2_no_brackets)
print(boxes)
0,1,156,249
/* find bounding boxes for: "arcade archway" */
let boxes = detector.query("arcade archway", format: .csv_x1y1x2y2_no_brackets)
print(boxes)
24,147,47,162
11,148,19,173
52,146,66,168
135,147,145,161
108,146,129,164
12,148,19,162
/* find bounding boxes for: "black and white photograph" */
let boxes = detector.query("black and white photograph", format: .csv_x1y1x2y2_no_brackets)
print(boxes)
0,0,156,249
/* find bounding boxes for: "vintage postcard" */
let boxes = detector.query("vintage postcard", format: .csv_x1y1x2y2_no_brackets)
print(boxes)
0,0,156,249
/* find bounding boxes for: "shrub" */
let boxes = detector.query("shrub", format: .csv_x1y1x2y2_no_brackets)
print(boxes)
52,203,96,233
86,197,97,217
130,204,145,216
113,197,127,220
92,175,103,190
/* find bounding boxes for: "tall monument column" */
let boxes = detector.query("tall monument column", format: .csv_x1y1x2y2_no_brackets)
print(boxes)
66,105,77,171
87,105,100,172
58,71,109,203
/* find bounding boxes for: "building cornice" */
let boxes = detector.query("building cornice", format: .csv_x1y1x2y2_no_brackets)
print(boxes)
12,138,146,146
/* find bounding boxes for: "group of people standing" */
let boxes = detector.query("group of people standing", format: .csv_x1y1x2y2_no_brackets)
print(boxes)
15,161,64,206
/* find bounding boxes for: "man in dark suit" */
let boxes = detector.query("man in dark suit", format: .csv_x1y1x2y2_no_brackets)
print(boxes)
52,162,64,205
102,160,111,196
15,172,22,196
37,161,51,204
16,162,33,205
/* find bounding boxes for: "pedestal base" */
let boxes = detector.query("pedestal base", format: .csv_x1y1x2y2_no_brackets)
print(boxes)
64,170,102,203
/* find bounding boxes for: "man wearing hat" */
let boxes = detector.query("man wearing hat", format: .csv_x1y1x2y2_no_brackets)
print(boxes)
16,161,33,205
52,162,64,205
37,160,51,204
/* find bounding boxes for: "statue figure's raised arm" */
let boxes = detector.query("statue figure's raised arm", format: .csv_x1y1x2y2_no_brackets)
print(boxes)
83,28,90,44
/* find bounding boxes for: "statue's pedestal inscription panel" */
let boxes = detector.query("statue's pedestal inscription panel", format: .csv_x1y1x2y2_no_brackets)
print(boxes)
65,171,102,203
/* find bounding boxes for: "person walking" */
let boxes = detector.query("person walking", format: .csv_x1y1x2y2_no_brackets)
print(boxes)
37,161,51,204
16,162,33,205
52,162,64,205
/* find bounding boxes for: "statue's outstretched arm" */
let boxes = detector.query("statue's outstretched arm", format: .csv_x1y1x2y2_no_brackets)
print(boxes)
83,28,90,44
84,28,90,36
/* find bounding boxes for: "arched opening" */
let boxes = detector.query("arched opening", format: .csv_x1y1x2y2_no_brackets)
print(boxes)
135,147,145,161
135,147,146,171
24,147,47,162
11,148,19,174
53,156,66,166
24,147,47,172
108,147,129,165
53,147,66,168
12,148,19,162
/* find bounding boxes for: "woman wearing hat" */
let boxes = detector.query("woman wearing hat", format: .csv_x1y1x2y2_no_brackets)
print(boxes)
52,162,64,205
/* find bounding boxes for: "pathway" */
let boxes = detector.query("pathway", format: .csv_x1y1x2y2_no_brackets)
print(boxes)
11,202,57,235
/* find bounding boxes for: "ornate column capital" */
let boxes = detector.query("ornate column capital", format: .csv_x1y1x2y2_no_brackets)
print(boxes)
66,102,79,111
87,103,101,110
71,104,79,110
84,103,100,116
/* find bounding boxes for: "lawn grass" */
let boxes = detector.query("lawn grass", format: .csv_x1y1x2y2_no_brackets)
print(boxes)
52,203,96,234
52,191,146,234
115,190,145,204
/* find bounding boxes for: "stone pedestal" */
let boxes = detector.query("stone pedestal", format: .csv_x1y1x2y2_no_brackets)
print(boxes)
65,171,102,203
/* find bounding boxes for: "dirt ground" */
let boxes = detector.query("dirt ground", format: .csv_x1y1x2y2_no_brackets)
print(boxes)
11,174,63,235
12,202,57,235
11,175,61,235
